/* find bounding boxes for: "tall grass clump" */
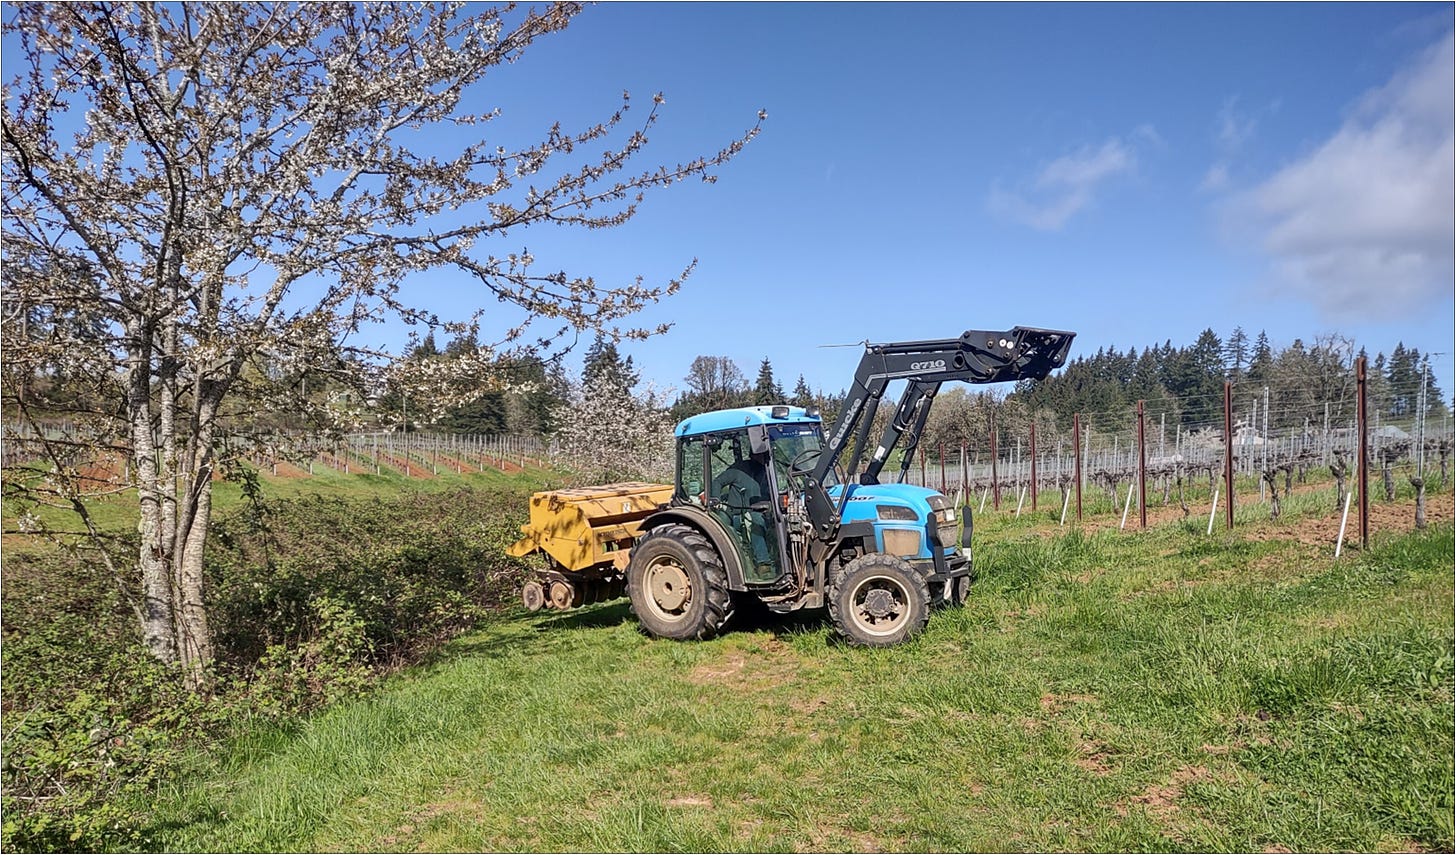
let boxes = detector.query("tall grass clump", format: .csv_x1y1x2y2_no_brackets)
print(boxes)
973,528,1107,595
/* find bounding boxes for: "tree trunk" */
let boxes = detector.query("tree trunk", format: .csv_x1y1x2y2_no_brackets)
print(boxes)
127,323,177,663
1410,476,1427,531
1382,458,1395,501
1262,468,1281,520
1330,454,1348,512
172,388,223,686
160,312,182,660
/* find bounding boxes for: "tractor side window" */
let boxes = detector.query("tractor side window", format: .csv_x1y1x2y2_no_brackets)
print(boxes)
678,435,705,504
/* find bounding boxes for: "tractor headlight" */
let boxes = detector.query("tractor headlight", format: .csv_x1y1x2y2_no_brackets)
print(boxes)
876,504,919,521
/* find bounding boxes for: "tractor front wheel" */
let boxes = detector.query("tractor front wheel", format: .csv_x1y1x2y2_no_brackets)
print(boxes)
950,573,971,606
628,524,733,640
829,553,930,647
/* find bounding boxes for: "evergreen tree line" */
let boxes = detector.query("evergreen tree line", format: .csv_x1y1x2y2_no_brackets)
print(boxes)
1012,327,1449,435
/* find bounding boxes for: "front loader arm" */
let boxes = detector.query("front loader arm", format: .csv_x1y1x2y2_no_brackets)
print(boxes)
803,326,1074,535
861,379,941,486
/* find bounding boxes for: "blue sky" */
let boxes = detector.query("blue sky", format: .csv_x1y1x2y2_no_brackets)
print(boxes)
19,3,1450,400
402,2,1452,399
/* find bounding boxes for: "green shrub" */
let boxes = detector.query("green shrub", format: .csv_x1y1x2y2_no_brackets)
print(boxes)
1,547,217,851
205,487,532,684
2,486,536,851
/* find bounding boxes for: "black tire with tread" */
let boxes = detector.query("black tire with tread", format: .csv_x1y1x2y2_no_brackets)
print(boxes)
950,573,971,606
628,523,733,640
829,552,930,647
931,573,972,610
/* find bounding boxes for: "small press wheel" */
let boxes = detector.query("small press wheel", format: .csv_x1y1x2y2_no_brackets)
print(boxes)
522,580,546,612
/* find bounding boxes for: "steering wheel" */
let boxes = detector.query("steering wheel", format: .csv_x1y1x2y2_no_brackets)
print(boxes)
787,447,848,488
787,448,819,474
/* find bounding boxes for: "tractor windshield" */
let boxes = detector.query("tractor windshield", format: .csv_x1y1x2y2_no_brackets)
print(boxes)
769,423,835,490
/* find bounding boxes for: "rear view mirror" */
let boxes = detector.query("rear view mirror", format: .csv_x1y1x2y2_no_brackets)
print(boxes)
746,424,770,455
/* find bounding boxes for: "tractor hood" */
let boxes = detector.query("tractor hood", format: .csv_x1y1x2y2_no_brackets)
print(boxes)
828,482,945,524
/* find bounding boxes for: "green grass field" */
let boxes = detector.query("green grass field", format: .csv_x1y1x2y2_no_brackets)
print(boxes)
150,510,1454,852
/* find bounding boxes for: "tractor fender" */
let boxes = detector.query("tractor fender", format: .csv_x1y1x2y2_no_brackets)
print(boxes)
636,505,750,592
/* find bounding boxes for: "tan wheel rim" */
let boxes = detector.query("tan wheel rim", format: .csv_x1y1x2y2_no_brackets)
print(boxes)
549,580,574,610
645,556,692,619
849,573,910,637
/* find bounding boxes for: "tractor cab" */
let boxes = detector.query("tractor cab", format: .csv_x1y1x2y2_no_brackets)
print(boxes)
672,405,831,585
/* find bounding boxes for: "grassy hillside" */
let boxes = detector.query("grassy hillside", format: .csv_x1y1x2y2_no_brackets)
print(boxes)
3,462,562,538
152,515,1454,852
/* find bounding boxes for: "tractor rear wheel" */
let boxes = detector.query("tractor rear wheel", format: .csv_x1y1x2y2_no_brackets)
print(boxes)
628,524,733,640
829,553,930,647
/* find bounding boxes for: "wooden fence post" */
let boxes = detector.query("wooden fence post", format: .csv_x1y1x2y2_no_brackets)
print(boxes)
1223,380,1235,530
1357,355,1369,548
1030,422,1038,512
1137,399,1147,529
990,412,1000,510
1073,413,1083,523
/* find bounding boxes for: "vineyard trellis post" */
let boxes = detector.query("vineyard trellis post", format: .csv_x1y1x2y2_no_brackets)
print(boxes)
1323,402,1331,466
1260,386,1270,500
1416,360,1429,478
1030,422,1038,512
1223,379,1235,530
1357,354,1370,548
1262,385,1270,468
1137,399,1147,529
990,413,1000,510
1073,413,1083,522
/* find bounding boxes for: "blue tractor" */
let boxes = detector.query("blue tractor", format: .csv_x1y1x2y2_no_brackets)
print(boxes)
626,326,1074,646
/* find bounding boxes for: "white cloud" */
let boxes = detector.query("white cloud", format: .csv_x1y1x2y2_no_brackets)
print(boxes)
1217,96,1258,148
1200,162,1230,193
987,136,1143,231
1235,33,1454,320
1201,96,1280,194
